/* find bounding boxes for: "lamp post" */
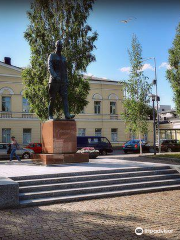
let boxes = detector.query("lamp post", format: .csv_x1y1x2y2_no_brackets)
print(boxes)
149,94,159,155
140,57,161,152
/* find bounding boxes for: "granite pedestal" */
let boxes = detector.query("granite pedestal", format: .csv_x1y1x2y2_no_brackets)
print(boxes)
0,177,19,209
32,120,89,165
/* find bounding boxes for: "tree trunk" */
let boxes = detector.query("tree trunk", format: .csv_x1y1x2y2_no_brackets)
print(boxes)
139,132,142,155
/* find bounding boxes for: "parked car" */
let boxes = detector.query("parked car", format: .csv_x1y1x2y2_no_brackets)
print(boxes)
0,143,34,159
123,140,150,153
159,139,180,152
25,143,42,153
77,136,113,155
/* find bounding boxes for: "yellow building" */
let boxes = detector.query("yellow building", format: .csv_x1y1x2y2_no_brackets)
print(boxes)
0,58,153,146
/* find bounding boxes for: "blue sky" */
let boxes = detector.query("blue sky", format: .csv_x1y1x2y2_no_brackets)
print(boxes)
0,0,179,108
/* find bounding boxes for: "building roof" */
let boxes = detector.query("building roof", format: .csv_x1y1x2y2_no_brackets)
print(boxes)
0,60,123,84
83,75,124,84
0,61,22,72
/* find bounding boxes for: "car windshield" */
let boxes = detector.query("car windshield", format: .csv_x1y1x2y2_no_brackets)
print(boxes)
126,140,146,145
126,140,139,144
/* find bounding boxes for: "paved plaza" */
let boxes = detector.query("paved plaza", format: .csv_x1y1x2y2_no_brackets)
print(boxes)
0,157,170,178
0,190,180,240
0,156,180,240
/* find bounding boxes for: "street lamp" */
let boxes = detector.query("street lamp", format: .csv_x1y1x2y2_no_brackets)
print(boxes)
149,94,160,155
140,57,161,152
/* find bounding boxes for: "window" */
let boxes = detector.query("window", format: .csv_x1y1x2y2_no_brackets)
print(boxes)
129,130,136,140
2,97,11,112
78,128,86,136
144,134,148,142
95,128,102,137
94,101,101,114
101,137,109,143
23,129,31,144
166,130,172,140
80,107,85,114
23,98,30,113
176,130,180,140
88,138,99,144
110,102,116,115
160,130,166,140
111,129,118,142
2,129,11,143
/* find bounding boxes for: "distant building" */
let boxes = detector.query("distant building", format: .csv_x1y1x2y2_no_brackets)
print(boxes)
159,106,180,140
0,57,154,146
158,105,172,113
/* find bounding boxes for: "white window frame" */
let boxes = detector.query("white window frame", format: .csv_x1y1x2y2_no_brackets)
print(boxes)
95,128,102,137
2,128,11,143
94,101,101,114
78,128,86,136
2,96,11,112
22,97,30,113
23,129,32,145
110,102,116,115
111,128,118,142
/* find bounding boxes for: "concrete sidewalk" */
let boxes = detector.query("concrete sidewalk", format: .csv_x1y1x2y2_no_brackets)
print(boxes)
0,158,169,178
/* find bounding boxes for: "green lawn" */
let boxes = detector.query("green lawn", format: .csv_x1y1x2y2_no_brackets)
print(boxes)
151,154,180,159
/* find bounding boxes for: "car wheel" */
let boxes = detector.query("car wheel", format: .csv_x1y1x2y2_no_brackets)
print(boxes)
101,150,107,155
22,152,30,159
124,150,127,154
167,148,172,152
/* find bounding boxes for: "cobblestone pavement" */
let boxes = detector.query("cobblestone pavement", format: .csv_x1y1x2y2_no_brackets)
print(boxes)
0,191,180,240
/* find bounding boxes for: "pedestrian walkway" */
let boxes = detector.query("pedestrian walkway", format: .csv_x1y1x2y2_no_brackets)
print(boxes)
0,190,179,239
0,158,168,178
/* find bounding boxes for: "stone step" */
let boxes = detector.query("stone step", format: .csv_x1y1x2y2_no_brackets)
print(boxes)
17,169,176,186
19,178,180,200
19,184,180,207
11,166,171,181
19,173,180,193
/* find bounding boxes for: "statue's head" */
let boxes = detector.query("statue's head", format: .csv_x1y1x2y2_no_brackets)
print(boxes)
55,40,63,52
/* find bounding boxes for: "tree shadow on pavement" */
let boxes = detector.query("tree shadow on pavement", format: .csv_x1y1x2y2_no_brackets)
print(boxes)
0,202,174,240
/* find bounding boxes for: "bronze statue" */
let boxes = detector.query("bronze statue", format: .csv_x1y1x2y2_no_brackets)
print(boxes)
48,40,75,120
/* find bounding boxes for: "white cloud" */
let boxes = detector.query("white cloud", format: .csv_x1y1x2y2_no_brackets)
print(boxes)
141,63,154,71
159,62,172,70
119,64,154,73
85,73,94,77
119,67,131,73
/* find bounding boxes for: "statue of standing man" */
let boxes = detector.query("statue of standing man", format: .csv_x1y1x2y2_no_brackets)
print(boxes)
48,40,75,120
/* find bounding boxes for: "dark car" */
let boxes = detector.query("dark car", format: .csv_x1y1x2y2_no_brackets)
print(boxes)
77,136,113,155
160,139,180,152
123,139,150,153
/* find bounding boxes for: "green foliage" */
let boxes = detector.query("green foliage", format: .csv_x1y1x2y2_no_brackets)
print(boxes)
166,22,180,114
22,0,98,120
122,34,152,137
144,104,157,120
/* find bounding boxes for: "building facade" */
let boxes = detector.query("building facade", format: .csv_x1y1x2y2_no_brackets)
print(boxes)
159,106,180,140
0,59,153,146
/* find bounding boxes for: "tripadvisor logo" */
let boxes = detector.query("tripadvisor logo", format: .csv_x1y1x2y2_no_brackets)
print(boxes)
135,227,143,235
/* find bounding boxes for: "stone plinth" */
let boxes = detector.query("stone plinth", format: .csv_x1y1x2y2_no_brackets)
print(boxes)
32,153,89,165
0,177,19,209
32,120,89,165
42,120,77,154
